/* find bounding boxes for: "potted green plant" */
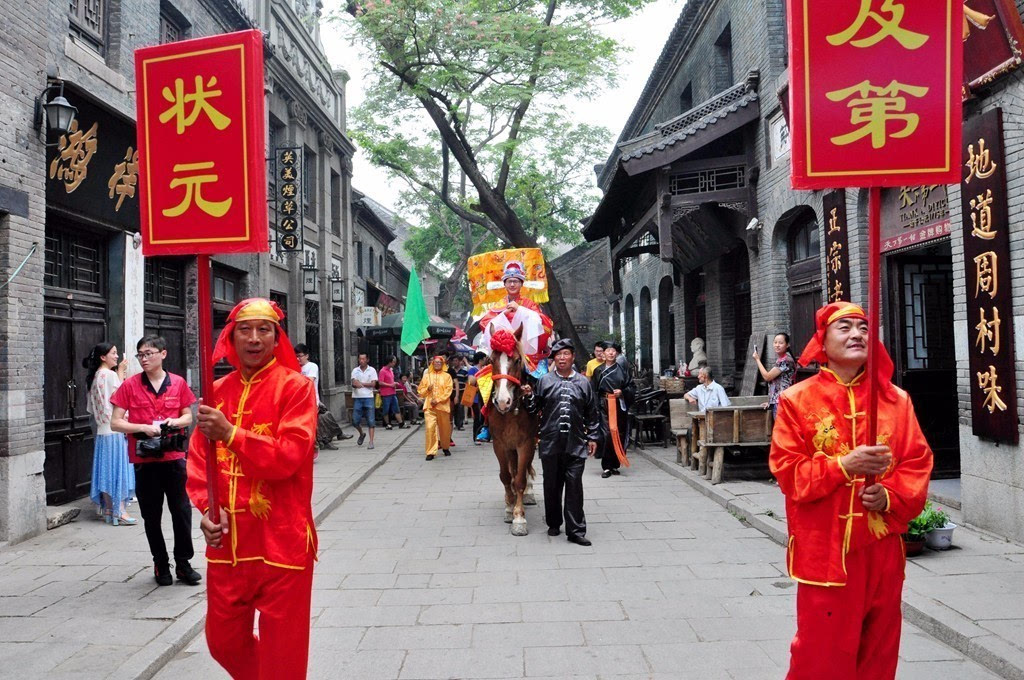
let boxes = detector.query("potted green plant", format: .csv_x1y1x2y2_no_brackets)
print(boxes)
921,503,956,550
903,511,930,557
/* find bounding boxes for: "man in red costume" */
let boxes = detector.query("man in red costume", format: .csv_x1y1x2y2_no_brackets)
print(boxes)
478,260,553,364
770,301,933,680
186,298,318,680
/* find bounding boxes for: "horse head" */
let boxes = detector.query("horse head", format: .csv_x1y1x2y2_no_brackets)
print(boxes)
490,327,525,415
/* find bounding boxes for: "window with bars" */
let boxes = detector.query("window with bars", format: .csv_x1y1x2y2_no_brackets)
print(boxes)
303,148,316,219
145,258,185,308
368,246,375,280
270,291,288,324
69,0,106,52
356,242,363,277
333,307,346,383
669,165,746,196
159,11,182,43
45,229,106,295
305,299,321,367
330,171,341,236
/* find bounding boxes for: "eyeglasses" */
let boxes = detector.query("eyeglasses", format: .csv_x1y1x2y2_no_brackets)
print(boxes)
136,351,161,360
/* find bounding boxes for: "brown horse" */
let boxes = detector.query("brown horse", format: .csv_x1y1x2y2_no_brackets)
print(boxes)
487,334,538,536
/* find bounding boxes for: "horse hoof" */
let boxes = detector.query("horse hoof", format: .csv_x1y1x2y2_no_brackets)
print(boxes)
510,518,528,536
522,494,537,506
504,507,514,523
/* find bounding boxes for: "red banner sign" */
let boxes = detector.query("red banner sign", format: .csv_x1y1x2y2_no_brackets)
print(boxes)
135,30,267,255
788,1,963,189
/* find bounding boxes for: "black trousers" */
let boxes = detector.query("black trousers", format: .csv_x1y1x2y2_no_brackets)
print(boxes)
453,402,466,429
472,403,484,439
541,450,587,539
135,459,194,567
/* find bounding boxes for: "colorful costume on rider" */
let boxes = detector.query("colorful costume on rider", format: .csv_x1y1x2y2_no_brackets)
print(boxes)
477,260,554,367
418,356,454,459
186,298,318,680
769,301,933,680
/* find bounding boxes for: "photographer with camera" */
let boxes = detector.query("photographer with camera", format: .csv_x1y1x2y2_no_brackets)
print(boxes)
110,335,200,587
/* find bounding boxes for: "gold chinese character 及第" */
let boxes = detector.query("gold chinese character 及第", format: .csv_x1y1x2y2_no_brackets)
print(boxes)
975,307,1001,356
49,120,99,193
826,80,929,149
828,241,844,273
162,161,232,218
965,138,997,184
974,251,998,299
828,207,841,234
107,146,139,211
970,189,996,240
159,76,231,135
827,0,929,50
977,365,1008,413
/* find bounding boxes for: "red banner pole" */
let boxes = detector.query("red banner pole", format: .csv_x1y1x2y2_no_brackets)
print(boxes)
867,187,881,485
196,254,219,522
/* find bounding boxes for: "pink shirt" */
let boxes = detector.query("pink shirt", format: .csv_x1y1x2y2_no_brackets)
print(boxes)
378,366,396,396
110,372,197,464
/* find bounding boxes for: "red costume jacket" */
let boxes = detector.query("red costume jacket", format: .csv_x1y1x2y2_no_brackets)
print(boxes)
187,358,319,570
769,368,932,586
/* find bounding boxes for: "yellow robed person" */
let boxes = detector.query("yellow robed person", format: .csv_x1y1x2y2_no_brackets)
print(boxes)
418,355,454,460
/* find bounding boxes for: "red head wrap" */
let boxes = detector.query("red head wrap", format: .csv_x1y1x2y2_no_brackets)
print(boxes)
798,301,895,396
490,329,518,356
212,298,301,373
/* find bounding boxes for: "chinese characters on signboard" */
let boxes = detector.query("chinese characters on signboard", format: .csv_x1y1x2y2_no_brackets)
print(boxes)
822,190,850,303
963,0,1024,96
276,146,303,253
788,1,963,189
135,29,267,255
879,184,952,253
960,109,1017,444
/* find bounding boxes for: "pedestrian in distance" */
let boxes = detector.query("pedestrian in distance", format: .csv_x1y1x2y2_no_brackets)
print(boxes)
466,351,489,445
593,341,635,478
110,335,200,586
684,366,731,412
454,355,469,431
753,332,795,419
83,342,136,526
446,354,461,448
187,298,319,680
770,301,933,680
350,352,378,449
418,355,453,460
585,341,605,378
377,355,406,430
398,372,423,424
522,338,600,546
295,343,351,452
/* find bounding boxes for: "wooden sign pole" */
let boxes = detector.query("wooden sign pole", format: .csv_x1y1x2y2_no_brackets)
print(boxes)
196,254,219,522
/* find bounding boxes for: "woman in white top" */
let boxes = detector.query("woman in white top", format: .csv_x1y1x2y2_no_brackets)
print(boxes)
83,343,136,526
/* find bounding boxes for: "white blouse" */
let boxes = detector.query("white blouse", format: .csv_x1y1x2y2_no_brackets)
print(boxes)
87,368,121,436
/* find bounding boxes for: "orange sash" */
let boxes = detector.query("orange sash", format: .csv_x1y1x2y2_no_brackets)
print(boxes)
606,394,631,467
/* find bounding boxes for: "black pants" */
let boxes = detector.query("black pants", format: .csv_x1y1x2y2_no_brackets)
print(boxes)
541,451,587,539
135,459,194,567
453,402,465,429
598,409,626,471
472,403,484,439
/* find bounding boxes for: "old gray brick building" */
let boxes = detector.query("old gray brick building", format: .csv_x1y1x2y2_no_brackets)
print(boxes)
586,0,1024,543
0,0,360,544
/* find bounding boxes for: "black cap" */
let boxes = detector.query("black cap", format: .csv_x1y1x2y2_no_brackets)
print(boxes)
550,338,575,355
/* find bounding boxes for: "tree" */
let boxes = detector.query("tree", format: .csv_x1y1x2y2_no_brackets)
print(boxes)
335,0,652,351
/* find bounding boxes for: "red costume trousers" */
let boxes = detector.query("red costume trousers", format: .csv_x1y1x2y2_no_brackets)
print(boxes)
206,558,314,680
787,535,905,680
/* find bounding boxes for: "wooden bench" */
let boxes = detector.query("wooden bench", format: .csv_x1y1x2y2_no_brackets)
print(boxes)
669,399,692,464
696,405,773,484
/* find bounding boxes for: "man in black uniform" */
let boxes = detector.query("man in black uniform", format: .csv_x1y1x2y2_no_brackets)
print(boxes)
522,338,601,546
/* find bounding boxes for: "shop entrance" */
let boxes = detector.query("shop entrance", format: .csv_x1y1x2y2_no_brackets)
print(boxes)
888,244,960,477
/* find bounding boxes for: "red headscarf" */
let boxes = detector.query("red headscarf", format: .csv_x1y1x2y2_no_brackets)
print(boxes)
798,301,895,396
212,298,301,373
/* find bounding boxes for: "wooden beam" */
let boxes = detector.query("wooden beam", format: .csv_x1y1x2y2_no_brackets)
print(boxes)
670,186,749,207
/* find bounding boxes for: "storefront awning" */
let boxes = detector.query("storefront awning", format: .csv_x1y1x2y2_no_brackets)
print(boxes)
364,313,457,342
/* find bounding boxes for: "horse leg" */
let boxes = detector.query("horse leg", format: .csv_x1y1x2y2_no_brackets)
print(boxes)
493,446,515,523
510,445,529,536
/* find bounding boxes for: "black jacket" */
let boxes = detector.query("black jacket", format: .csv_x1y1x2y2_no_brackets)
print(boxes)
525,369,600,458
593,361,635,414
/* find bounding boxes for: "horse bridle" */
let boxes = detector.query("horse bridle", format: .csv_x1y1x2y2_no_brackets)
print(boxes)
490,369,524,415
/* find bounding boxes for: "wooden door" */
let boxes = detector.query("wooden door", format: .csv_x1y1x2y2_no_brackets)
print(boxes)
145,257,187,378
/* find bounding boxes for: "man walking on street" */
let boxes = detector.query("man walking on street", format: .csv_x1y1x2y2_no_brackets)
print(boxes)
585,342,605,378
186,297,318,680
351,353,377,449
418,355,453,461
523,338,600,546
110,335,200,587
378,355,406,430
770,301,933,680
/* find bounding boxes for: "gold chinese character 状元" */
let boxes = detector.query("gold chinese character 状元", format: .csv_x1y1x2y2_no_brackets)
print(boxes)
965,138,997,183
281,183,297,199
970,189,996,240
159,76,231,135
826,80,929,149
49,120,99,193
974,251,998,299
827,0,929,50
107,146,139,211
975,307,1001,356
162,162,232,218
977,365,1008,413
828,207,841,234
828,242,844,272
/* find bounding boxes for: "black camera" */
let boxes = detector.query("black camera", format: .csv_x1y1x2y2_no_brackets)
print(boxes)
135,422,188,458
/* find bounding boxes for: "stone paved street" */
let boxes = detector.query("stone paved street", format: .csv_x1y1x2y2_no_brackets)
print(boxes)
155,429,1001,680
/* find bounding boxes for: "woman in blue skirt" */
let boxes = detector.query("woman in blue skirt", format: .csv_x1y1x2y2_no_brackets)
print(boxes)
83,343,137,526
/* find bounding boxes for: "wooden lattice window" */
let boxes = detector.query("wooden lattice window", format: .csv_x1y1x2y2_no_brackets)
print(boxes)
159,10,182,44
69,0,106,51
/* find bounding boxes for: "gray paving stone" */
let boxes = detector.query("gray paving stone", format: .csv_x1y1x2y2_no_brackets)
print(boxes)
418,602,522,625
359,623,472,650
317,605,422,628
525,644,648,677
471,621,584,649
400,647,522,679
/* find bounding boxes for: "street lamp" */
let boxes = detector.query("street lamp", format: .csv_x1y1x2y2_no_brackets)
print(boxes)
301,262,318,295
329,272,344,303
35,81,78,144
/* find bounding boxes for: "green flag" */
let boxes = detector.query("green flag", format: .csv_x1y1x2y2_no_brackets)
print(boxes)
400,264,431,355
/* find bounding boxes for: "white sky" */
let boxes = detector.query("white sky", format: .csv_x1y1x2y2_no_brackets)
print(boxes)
318,0,684,217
